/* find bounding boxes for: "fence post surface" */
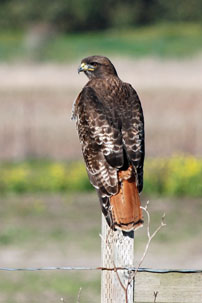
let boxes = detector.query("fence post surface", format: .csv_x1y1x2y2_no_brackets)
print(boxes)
101,215,134,303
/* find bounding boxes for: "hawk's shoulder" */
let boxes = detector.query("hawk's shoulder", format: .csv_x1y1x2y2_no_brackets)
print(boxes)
71,85,98,120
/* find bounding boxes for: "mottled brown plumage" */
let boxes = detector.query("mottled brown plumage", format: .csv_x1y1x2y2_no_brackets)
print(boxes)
72,56,144,231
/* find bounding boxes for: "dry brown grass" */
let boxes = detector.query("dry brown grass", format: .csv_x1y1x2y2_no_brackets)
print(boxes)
0,57,202,160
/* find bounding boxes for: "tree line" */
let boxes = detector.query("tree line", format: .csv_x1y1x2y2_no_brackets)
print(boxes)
1,0,202,32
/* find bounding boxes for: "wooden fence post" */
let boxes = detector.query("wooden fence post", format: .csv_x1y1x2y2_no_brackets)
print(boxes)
101,215,134,303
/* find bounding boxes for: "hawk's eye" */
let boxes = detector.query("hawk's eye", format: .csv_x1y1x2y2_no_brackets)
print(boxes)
90,62,97,67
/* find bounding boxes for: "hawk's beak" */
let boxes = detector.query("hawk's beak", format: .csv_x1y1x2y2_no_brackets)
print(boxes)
78,63,87,73
78,62,94,73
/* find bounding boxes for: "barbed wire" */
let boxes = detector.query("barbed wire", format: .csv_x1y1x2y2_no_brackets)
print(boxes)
0,266,201,274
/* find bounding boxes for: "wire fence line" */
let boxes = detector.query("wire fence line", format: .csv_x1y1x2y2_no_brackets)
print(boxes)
0,266,201,274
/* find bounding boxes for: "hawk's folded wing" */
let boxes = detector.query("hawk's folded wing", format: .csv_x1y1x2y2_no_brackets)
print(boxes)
74,86,124,197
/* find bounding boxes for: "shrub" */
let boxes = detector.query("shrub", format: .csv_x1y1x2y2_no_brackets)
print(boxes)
0,156,201,197
144,155,202,197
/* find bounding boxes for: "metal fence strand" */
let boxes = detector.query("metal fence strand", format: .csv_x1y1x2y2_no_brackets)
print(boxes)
0,266,201,273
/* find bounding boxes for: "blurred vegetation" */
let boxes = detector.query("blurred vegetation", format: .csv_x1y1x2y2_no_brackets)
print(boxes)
0,161,91,193
0,271,100,303
0,0,202,61
0,155,201,197
0,0,202,32
144,156,202,197
0,193,202,302
1,23,202,62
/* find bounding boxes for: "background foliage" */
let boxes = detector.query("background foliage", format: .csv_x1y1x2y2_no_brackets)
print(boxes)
1,156,201,197
1,0,202,32
1,23,202,62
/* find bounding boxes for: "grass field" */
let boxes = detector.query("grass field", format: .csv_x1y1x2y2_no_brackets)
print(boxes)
1,23,202,62
0,156,201,196
0,193,202,302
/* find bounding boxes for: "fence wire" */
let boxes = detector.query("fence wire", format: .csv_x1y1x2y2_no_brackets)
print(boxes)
0,266,201,274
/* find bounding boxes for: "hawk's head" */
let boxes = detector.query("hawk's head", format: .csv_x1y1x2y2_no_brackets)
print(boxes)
78,55,118,79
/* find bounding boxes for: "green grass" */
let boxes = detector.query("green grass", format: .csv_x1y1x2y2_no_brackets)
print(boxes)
0,193,102,302
0,193,101,250
0,30,25,61
0,160,93,194
0,193,201,302
0,155,202,197
0,271,100,303
1,23,202,62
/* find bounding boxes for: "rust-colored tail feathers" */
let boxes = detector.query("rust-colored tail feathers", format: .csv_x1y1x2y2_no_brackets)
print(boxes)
110,167,143,231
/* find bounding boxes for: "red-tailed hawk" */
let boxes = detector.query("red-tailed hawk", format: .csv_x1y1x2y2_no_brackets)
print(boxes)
72,56,144,231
